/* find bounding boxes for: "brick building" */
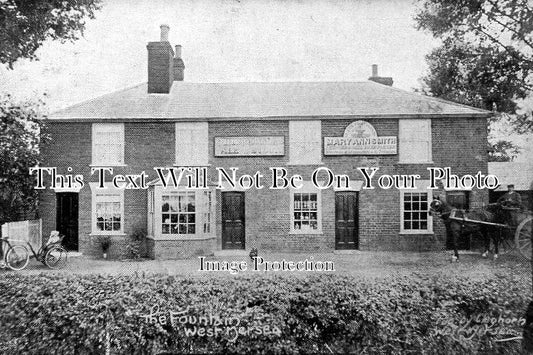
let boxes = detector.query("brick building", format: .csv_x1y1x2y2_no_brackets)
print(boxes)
39,26,492,259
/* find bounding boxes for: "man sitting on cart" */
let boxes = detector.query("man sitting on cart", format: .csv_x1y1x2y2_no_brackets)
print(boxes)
497,184,523,225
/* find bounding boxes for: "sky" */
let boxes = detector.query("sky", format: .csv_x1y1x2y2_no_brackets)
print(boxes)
0,0,437,109
0,0,531,160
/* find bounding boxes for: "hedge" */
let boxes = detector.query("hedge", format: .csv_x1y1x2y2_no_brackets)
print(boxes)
0,272,530,354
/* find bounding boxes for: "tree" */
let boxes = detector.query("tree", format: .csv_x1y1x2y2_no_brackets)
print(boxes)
415,1,533,349
415,0,533,133
0,0,101,224
419,39,532,160
415,0,533,78
0,95,49,223
488,140,520,162
0,0,101,69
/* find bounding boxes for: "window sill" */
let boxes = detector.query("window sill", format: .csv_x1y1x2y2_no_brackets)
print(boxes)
289,230,323,235
286,161,324,166
90,164,128,167
90,233,126,236
152,234,216,241
173,163,211,167
399,231,434,235
397,161,434,165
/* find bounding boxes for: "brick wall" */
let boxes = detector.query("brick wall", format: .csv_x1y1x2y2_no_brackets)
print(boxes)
148,238,216,259
40,116,488,258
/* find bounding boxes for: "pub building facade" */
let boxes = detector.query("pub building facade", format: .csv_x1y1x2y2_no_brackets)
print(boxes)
39,26,492,259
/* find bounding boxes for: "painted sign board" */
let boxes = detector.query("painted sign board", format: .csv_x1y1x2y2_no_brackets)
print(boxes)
324,121,397,155
215,136,285,156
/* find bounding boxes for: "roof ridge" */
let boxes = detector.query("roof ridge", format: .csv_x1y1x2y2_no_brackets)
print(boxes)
365,80,492,114
173,80,369,84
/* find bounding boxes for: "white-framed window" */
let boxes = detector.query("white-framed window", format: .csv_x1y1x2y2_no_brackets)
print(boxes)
289,120,322,164
92,123,125,166
162,191,196,235
399,119,432,163
400,180,433,234
153,186,215,239
90,183,124,235
175,122,208,166
290,181,322,234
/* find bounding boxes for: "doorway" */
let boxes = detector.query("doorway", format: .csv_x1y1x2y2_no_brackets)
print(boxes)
56,192,79,251
335,191,359,250
221,192,245,250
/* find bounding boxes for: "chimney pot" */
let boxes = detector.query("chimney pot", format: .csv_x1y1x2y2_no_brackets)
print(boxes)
173,45,185,81
372,64,378,77
160,24,170,41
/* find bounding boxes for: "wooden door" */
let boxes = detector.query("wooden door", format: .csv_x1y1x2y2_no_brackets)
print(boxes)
56,192,79,251
222,192,245,250
335,192,359,250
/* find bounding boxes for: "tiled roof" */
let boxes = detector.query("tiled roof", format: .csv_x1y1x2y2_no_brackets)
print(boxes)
50,81,491,120
488,162,533,191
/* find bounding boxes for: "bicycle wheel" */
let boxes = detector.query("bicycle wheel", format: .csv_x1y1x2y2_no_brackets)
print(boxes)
5,245,30,271
45,246,68,269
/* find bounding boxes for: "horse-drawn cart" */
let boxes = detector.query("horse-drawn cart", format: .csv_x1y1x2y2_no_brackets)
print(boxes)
448,208,532,260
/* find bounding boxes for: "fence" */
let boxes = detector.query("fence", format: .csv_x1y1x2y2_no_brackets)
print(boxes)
1,219,42,251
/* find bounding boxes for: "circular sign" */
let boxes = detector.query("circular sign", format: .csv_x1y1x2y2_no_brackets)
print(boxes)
343,121,377,138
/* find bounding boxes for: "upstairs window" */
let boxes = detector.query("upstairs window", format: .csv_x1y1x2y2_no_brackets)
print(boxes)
289,121,322,164
399,119,432,163
175,122,208,166
92,123,124,166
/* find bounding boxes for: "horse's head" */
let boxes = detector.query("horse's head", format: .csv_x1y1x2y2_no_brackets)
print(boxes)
429,196,449,218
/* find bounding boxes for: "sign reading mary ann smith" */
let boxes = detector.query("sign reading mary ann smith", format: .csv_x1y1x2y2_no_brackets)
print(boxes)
324,121,397,155
215,136,285,156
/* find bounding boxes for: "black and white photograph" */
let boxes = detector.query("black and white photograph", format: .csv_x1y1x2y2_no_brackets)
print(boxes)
1,0,532,353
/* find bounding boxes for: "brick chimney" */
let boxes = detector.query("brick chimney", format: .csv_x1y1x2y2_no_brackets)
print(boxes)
173,45,185,81
368,64,393,86
147,24,174,93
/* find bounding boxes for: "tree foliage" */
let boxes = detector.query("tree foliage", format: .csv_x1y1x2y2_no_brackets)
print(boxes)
488,140,521,162
415,0,533,81
0,0,101,68
415,0,533,135
0,95,49,223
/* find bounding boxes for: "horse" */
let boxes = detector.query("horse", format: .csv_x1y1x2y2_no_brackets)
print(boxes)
429,197,504,262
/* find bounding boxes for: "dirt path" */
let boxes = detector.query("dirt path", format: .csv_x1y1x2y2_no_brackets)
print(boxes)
3,251,531,287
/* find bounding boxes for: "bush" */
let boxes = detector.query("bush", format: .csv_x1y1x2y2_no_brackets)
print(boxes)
96,235,111,254
126,229,146,260
0,273,529,354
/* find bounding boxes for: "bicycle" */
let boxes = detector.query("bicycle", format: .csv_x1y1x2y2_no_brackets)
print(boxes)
0,231,68,271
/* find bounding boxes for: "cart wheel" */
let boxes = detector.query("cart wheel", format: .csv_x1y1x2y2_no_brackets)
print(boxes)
5,245,30,271
45,246,68,269
515,216,532,261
